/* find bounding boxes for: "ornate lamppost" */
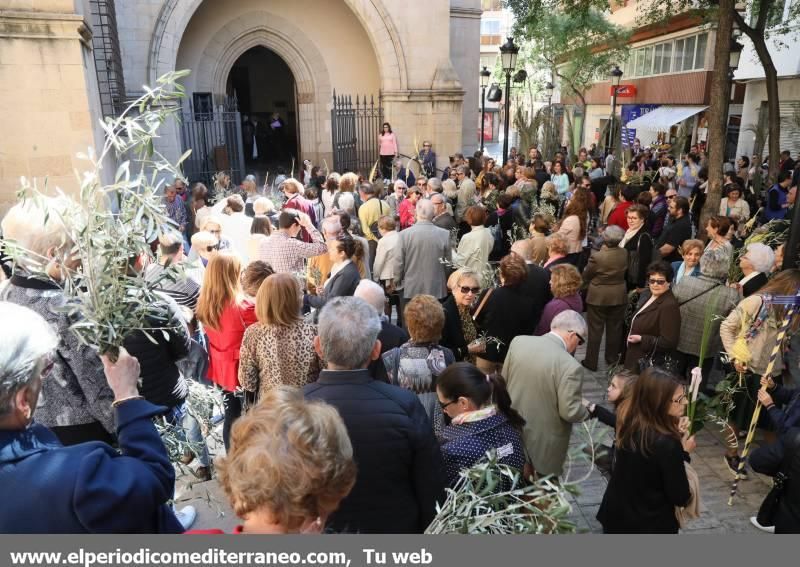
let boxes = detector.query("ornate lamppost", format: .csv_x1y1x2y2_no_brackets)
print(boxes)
499,37,520,165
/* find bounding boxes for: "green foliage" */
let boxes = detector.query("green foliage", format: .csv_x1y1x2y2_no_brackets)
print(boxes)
6,70,193,360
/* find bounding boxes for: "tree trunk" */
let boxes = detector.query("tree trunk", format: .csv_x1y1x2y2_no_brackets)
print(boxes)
577,93,587,155
702,0,734,235
749,34,781,180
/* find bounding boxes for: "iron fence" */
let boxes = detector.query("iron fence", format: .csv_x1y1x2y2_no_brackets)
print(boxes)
331,91,383,174
179,96,245,188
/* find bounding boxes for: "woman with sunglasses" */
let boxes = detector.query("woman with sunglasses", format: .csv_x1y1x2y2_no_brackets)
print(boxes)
436,363,526,488
623,261,681,373
441,270,485,363
597,366,695,533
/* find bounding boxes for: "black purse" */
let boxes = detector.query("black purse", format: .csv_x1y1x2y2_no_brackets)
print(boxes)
756,434,798,527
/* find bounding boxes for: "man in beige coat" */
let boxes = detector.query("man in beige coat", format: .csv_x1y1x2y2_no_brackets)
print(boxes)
503,310,589,477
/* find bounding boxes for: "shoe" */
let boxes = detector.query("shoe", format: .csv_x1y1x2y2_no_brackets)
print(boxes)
750,516,775,533
191,466,212,482
180,450,195,466
724,455,749,480
174,505,197,530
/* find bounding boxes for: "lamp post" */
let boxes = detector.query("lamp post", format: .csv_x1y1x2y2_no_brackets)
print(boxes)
544,81,554,159
499,36,519,165
606,65,623,158
479,66,491,153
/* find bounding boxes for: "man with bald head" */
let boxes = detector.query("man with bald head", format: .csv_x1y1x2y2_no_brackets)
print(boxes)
393,200,452,321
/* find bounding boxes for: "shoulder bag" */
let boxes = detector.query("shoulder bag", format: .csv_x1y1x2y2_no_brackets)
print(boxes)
472,287,494,323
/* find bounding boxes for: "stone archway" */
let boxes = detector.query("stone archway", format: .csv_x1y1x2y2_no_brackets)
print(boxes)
186,11,334,164
149,0,407,93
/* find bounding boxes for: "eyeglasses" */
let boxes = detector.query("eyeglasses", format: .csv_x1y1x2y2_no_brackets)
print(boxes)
417,182,426,187
648,278,667,285
459,286,481,295
439,399,458,410
666,195,676,200
673,393,687,404
570,331,585,346
423,144,431,148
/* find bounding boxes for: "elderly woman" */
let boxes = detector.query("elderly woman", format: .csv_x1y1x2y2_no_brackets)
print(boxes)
543,233,572,271
535,264,584,336
527,213,551,266
382,295,455,438
623,261,681,372
540,180,560,211
619,204,654,290
199,215,232,253
737,242,774,297
441,269,483,363
0,198,115,445
239,273,320,405
253,197,280,227
0,302,187,533
673,248,739,390
582,226,629,371
206,387,356,534
473,254,535,374
671,239,703,285
456,206,494,284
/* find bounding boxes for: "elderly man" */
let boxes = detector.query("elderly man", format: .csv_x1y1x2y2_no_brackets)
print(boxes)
503,310,589,477
257,210,326,274
304,297,445,533
431,192,456,233
354,279,409,382
394,200,452,313
358,182,390,271
454,164,476,226
144,232,200,310
0,302,191,533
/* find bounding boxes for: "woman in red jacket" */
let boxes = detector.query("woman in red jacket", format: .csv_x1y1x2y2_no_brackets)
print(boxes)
196,251,257,449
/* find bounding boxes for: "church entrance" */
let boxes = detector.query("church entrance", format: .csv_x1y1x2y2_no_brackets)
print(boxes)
227,46,298,172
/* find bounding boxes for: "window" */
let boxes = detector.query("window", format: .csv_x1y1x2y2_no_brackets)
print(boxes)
661,42,672,74
673,38,685,73
481,19,501,35
694,33,707,70
682,35,696,71
643,45,655,76
636,49,645,76
653,44,663,75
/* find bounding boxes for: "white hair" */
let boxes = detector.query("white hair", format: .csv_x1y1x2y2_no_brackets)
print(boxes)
550,309,587,336
745,242,775,274
318,297,381,369
321,216,343,238
337,192,355,214
0,302,59,417
354,279,386,314
416,199,435,221
1,196,76,262
253,197,275,215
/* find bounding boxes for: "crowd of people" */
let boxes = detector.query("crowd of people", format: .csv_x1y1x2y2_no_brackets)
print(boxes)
1,137,800,535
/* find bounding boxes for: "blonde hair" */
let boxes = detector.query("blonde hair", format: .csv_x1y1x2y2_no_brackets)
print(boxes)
549,264,582,298
282,178,303,195
200,214,224,232
255,273,302,327
448,268,480,291
217,386,356,528
339,172,359,193
191,230,218,250
253,197,275,215
196,251,242,330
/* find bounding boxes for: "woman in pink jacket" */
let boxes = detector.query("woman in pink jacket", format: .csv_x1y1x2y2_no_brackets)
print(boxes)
379,122,398,180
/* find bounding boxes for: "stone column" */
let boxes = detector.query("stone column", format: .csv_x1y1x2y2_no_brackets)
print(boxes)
449,0,482,155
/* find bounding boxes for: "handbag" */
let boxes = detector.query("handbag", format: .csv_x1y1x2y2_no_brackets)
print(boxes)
756,432,799,527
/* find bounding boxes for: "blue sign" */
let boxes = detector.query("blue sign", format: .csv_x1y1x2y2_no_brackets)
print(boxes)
621,104,660,149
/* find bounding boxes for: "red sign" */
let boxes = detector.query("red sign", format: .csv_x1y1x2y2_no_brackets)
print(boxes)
612,84,637,97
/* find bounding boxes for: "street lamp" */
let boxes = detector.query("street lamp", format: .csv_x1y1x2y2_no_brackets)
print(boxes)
606,65,623,158
728,36,744,79
499,36,519,164
544,81,555,159
479,65,491,153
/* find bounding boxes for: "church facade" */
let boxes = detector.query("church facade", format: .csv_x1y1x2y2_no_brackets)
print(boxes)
0,0,481,213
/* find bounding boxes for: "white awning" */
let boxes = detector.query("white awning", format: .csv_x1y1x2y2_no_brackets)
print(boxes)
625,105,708,131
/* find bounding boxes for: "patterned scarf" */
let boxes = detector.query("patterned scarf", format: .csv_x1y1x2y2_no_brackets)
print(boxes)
451,405,497,425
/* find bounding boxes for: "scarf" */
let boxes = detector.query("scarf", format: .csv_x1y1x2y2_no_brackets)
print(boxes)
451,405,497,425
619,224,642,248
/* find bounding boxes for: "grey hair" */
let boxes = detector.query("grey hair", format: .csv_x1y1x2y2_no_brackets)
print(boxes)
318,297,381,369
427,178,443,193
550,309,587,336
442,179,458,199
416,199,435,221
0,302,59,417
510,239,532,261
321,215,343,238
745,243,775,274
1,196,75,260
353,279,385,313
253,197,275,215
602,225,625,248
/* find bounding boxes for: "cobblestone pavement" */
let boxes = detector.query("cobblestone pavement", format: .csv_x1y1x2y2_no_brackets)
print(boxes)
180,342,774,534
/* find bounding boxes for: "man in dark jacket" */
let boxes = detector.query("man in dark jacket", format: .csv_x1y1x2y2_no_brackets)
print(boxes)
304,296,445,533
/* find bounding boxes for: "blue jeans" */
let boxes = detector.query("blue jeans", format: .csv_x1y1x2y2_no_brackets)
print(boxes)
166,401,211,468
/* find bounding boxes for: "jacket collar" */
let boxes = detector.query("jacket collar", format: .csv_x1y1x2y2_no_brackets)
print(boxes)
317,368,374,385
0,423,61,464
9,273,61,290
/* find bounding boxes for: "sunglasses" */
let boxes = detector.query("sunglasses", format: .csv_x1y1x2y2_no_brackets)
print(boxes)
648,278,667,285
459,286,481,295
570,331,585,346
206,245,219,253
666,195,676,200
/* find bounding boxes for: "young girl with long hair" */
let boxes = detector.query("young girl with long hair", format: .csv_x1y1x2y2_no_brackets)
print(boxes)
597,367,695,533
437,362,527,487
196,251,257,449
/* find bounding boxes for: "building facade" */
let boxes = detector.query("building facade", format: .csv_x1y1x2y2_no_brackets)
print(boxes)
0,0,481,214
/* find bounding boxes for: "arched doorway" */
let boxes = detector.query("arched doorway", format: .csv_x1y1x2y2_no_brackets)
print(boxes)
226,46,298,169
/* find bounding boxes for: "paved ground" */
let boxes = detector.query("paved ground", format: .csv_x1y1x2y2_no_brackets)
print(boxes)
177,339,774,534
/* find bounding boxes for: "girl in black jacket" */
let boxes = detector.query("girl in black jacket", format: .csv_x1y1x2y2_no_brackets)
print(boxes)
597,366,696,533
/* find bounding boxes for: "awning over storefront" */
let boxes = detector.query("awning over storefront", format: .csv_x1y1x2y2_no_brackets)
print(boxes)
624,105,708,131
